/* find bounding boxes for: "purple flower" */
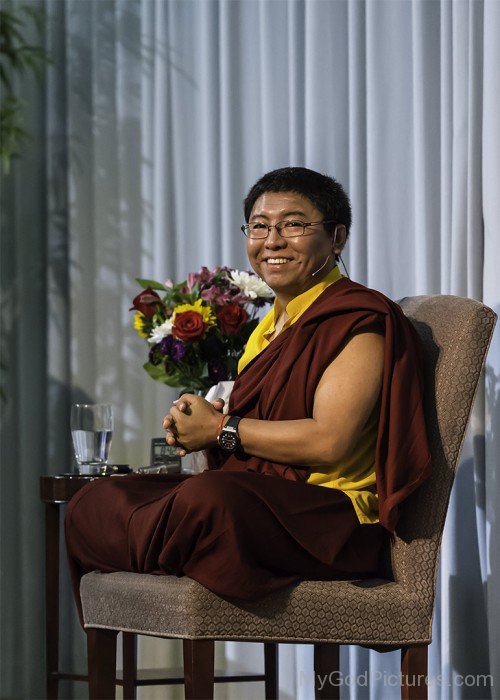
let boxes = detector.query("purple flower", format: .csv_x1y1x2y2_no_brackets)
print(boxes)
229,292,250,305
187,272,200,291
187,267,217,291
208,358,228,383
219,290,235,303
159,336,173,355
198,266,213,283
202,288,238,306
159,335,186,361
170,338,186,361
200,285,219,302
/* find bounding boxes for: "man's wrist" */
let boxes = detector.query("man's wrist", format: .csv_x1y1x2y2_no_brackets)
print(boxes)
213,413,230,447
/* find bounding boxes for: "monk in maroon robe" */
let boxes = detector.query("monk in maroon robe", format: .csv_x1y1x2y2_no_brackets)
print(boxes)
66,168,431,618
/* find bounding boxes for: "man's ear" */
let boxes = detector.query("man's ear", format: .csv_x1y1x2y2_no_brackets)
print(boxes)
332,224,347,257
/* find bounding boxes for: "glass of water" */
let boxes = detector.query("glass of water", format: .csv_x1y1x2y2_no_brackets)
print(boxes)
71,404,113,474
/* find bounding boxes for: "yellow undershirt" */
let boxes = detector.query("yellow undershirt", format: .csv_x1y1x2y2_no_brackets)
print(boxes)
237,266,379,524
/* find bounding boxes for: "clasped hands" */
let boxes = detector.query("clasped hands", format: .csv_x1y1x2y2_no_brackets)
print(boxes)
163,394,226,457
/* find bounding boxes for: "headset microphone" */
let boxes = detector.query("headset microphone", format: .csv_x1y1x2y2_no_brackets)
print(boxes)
311,254,332,277
311,226,339,277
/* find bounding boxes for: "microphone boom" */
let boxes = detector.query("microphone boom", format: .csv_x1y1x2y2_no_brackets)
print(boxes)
311,254,331,277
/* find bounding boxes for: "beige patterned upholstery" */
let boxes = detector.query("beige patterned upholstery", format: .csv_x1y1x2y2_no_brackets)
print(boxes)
81,295,496,648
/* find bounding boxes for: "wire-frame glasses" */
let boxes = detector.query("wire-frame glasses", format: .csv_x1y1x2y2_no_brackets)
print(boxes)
241,219,337,239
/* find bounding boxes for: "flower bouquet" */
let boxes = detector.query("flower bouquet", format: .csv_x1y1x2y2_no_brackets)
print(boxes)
131,266,274,393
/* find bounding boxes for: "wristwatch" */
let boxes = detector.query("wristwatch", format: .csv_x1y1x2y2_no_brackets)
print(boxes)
217,416,242,452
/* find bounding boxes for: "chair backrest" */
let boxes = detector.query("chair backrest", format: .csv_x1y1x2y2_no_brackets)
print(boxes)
392,295,496,610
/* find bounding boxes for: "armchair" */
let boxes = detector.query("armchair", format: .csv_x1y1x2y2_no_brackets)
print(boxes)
80,294,497,699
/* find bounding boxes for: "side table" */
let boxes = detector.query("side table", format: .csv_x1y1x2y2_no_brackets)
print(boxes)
40,474,138,699
40,473,274,700
40,473,192,699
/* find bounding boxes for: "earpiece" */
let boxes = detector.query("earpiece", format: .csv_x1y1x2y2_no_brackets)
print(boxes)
332,226,339,260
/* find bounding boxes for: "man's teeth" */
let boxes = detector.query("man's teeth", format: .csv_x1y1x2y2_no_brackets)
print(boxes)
267,258,289,264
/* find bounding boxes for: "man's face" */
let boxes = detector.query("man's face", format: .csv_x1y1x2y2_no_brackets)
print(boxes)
246,191,336,304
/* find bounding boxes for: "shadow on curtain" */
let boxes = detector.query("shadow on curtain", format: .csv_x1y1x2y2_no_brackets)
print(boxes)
1,1,499,698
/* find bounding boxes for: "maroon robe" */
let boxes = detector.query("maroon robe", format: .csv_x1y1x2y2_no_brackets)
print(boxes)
212,276,432,532
65,276,430,619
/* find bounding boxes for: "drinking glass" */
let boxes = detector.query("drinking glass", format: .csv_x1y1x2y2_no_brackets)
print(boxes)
71,404,113,474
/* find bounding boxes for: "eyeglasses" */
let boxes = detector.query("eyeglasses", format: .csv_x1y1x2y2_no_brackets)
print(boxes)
241,219,337,239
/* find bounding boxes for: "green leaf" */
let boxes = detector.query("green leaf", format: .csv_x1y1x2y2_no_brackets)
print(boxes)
135,278,168,291
1,151,10,175
0,4,51,174
143,361,183,387
20,6,46,34
0,64,13,91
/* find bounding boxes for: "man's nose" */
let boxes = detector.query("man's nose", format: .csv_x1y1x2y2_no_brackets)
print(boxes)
264,225,287,247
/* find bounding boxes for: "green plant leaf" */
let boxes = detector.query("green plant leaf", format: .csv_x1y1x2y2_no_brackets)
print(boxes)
143,361,184,387
0,4,50,174
21,6,46,34
135,278,168,291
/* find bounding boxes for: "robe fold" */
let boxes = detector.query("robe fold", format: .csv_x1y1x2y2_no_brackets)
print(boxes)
210,276,432,532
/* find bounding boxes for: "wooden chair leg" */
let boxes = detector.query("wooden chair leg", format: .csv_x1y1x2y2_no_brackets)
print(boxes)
314,643,340,700
183,639,215,700
401,645,428,700
122,632,137,700
264,642,279,699
87,628,118,700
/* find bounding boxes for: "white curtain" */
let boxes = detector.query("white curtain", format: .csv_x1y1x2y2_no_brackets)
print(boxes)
2,0,499,698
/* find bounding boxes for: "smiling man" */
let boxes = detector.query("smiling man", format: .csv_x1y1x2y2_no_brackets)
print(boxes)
66,167,431,621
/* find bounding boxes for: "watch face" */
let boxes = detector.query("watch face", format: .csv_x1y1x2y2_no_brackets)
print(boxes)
219,431,238,451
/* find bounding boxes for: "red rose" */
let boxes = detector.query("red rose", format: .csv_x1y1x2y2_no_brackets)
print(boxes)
216,304,249,336
172,311,207,343
130,287,161,319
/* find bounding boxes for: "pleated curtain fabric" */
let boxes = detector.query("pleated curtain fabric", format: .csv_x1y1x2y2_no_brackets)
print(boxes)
1,0,499,698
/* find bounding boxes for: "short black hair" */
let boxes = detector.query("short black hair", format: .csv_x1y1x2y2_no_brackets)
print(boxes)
243,167,352,240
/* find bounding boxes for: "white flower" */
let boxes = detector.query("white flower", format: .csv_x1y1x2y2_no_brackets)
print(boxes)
229,270,274,299
148,318,174,344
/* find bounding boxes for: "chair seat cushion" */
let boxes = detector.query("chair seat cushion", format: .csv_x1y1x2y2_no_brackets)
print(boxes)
80,571,432,646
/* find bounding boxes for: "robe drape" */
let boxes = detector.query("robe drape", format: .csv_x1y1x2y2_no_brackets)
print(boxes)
211,276,432,532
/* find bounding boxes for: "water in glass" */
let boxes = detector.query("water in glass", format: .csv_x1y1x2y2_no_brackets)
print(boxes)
71,404,113,474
